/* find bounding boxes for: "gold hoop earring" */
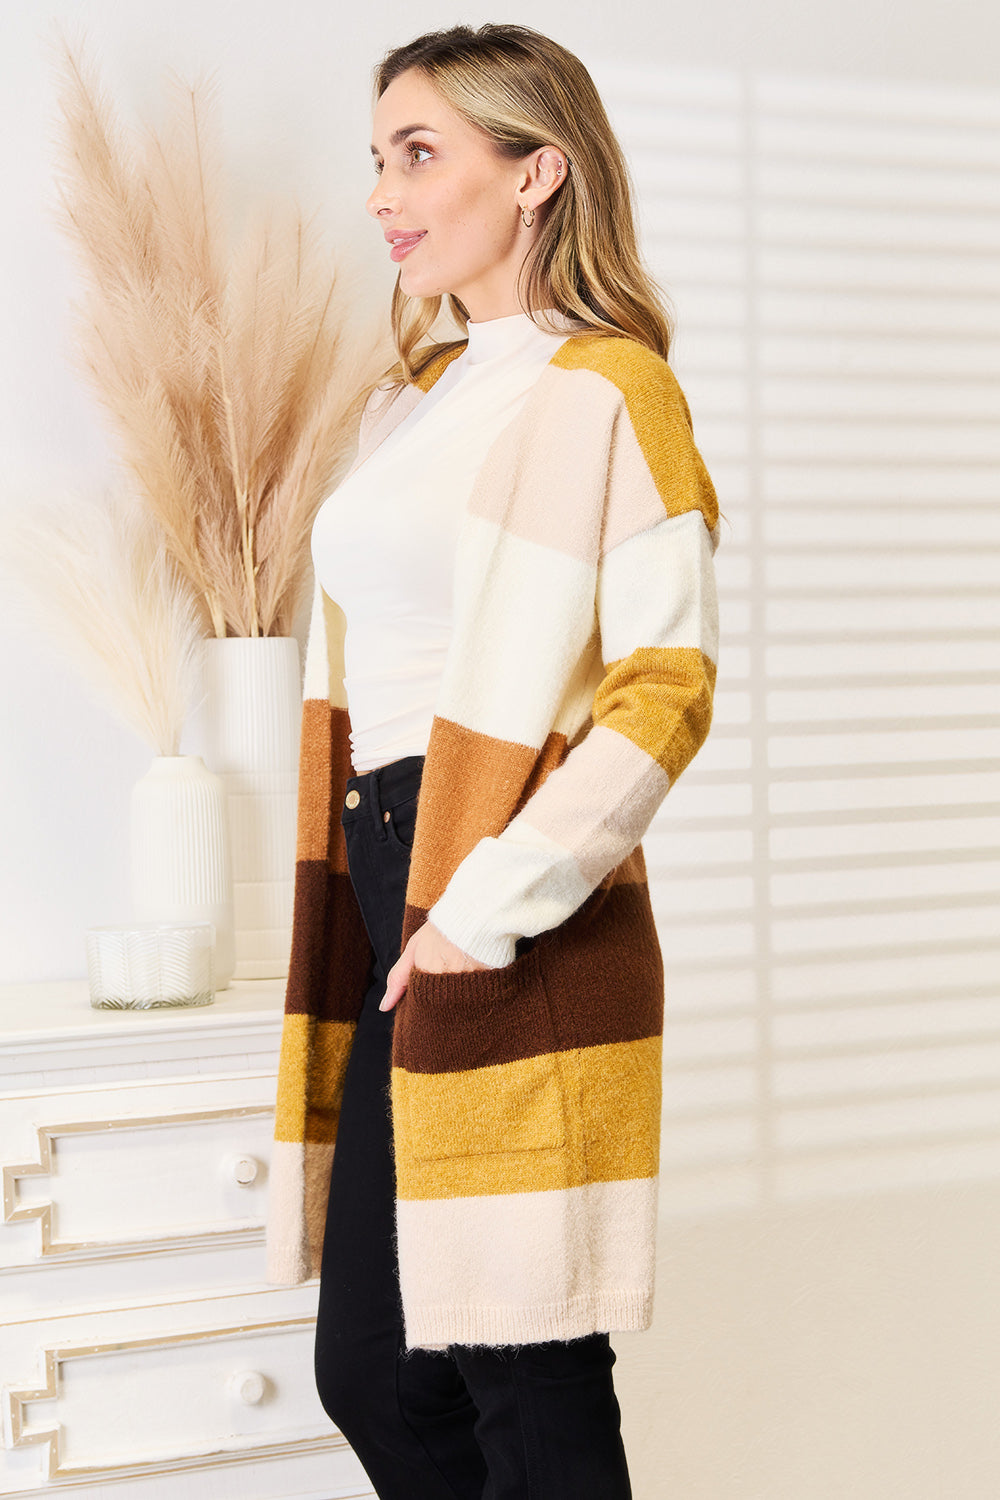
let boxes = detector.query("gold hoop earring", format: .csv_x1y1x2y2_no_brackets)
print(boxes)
520,205,536,229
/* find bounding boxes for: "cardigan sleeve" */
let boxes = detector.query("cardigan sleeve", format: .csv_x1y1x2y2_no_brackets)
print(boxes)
427,354,720,968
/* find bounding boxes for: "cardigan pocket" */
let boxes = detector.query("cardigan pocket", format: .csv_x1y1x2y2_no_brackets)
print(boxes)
395,945,567,1161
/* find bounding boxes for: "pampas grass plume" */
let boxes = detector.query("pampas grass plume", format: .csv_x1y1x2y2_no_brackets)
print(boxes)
54,41,384,639
3,492,204,756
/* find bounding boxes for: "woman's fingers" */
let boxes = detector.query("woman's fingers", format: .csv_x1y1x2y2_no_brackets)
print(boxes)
379,933,417,1011
379,923,489,1009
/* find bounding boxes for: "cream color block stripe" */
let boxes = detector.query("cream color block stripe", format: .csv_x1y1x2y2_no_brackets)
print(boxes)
599,508,720,665
437,515,597,748
396,1177,658,1349
405,1290,653,1351
300,582,350,710
265,1139,308,1283
300,580,329,702
429,823,593,965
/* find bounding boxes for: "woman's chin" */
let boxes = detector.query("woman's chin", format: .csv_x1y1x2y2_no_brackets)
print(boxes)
398,266,448,302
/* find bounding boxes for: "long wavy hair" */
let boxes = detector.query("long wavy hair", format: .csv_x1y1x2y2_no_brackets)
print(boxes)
371,24,673,386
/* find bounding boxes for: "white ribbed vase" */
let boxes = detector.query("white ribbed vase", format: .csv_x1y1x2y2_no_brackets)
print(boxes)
130,756,235,989
200,637,301,980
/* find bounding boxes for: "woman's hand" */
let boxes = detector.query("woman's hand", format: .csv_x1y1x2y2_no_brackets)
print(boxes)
379,920,490,1012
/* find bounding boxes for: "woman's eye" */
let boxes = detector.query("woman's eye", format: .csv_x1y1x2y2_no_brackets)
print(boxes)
407,143,432,165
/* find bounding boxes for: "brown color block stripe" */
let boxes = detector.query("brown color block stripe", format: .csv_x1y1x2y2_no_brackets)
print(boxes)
404,718,567,914
394,877,662,1075
284,863,372,1021
325,703,355,876
392,1034,662,1201
593,647,717,780
552,336,719,532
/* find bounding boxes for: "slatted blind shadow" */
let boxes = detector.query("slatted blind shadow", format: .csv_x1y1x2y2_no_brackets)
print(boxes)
593,63,1000,1213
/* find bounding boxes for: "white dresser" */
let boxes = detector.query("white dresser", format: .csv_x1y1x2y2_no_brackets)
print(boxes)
0,981,374,1499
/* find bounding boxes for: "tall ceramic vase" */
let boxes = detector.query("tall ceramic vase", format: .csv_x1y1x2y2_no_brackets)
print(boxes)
199,637,301,980
130,755,235,988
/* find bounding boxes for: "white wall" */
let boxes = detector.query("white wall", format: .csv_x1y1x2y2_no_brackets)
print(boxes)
2,2,999,1497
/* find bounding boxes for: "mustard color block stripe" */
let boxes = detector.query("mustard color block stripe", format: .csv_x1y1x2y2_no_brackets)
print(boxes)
393,1035,662,1201
593,646,717,781
273,1014,356,1143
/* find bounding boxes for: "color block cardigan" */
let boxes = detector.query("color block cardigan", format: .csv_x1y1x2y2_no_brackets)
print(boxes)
267,332,720,1350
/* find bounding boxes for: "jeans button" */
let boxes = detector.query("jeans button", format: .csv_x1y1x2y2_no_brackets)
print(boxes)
345,789,361,810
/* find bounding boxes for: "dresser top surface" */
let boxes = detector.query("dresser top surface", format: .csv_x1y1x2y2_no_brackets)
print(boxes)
0,977,286,1050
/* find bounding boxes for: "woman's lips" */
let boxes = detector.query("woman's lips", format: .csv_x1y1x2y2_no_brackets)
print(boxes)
388,231,426,263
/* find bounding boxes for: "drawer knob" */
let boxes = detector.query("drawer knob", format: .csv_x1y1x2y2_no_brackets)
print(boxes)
230,1155,260,1186
230,1370,267,1405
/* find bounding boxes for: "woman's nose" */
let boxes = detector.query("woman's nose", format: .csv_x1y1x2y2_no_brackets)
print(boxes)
366,177,397,219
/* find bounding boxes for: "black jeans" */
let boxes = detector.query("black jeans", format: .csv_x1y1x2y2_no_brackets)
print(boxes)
314,755,632,1500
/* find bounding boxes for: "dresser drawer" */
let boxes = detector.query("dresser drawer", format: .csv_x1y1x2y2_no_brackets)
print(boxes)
2,1076,276,1266
2,1291,372,1494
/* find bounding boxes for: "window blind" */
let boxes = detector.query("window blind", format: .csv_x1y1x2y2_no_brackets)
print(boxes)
593,64,1000,1212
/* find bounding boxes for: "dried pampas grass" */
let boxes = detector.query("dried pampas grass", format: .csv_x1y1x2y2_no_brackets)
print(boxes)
3,492,204,756
55,42,382,639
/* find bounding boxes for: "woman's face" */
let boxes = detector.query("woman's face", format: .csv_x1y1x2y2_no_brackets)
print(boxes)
367,68,531,322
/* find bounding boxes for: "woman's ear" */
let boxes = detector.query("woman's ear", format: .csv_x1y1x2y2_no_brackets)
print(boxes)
518,147,569,215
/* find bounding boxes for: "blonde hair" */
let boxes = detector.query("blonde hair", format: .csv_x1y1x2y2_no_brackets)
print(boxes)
371,24,673,386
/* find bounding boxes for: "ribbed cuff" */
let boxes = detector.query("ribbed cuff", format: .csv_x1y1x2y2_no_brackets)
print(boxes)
427,895,517,969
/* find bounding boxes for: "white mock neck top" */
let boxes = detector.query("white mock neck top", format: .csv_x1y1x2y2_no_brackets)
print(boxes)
311,311,576,773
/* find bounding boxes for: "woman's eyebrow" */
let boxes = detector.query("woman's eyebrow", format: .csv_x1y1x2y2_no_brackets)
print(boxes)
370,124,439,156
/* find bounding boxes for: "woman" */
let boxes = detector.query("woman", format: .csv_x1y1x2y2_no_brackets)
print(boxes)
267,23,719,1500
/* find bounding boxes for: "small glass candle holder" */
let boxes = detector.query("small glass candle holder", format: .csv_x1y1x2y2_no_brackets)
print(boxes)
85,922,215,1010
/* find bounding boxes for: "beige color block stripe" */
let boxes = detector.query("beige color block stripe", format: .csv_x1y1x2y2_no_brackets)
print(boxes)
464,367,663,565
356,382,422,464
551,337,719,532
393,1035,661,1201
504,724,670,889
396,1177,658,1347
599,508,720,666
